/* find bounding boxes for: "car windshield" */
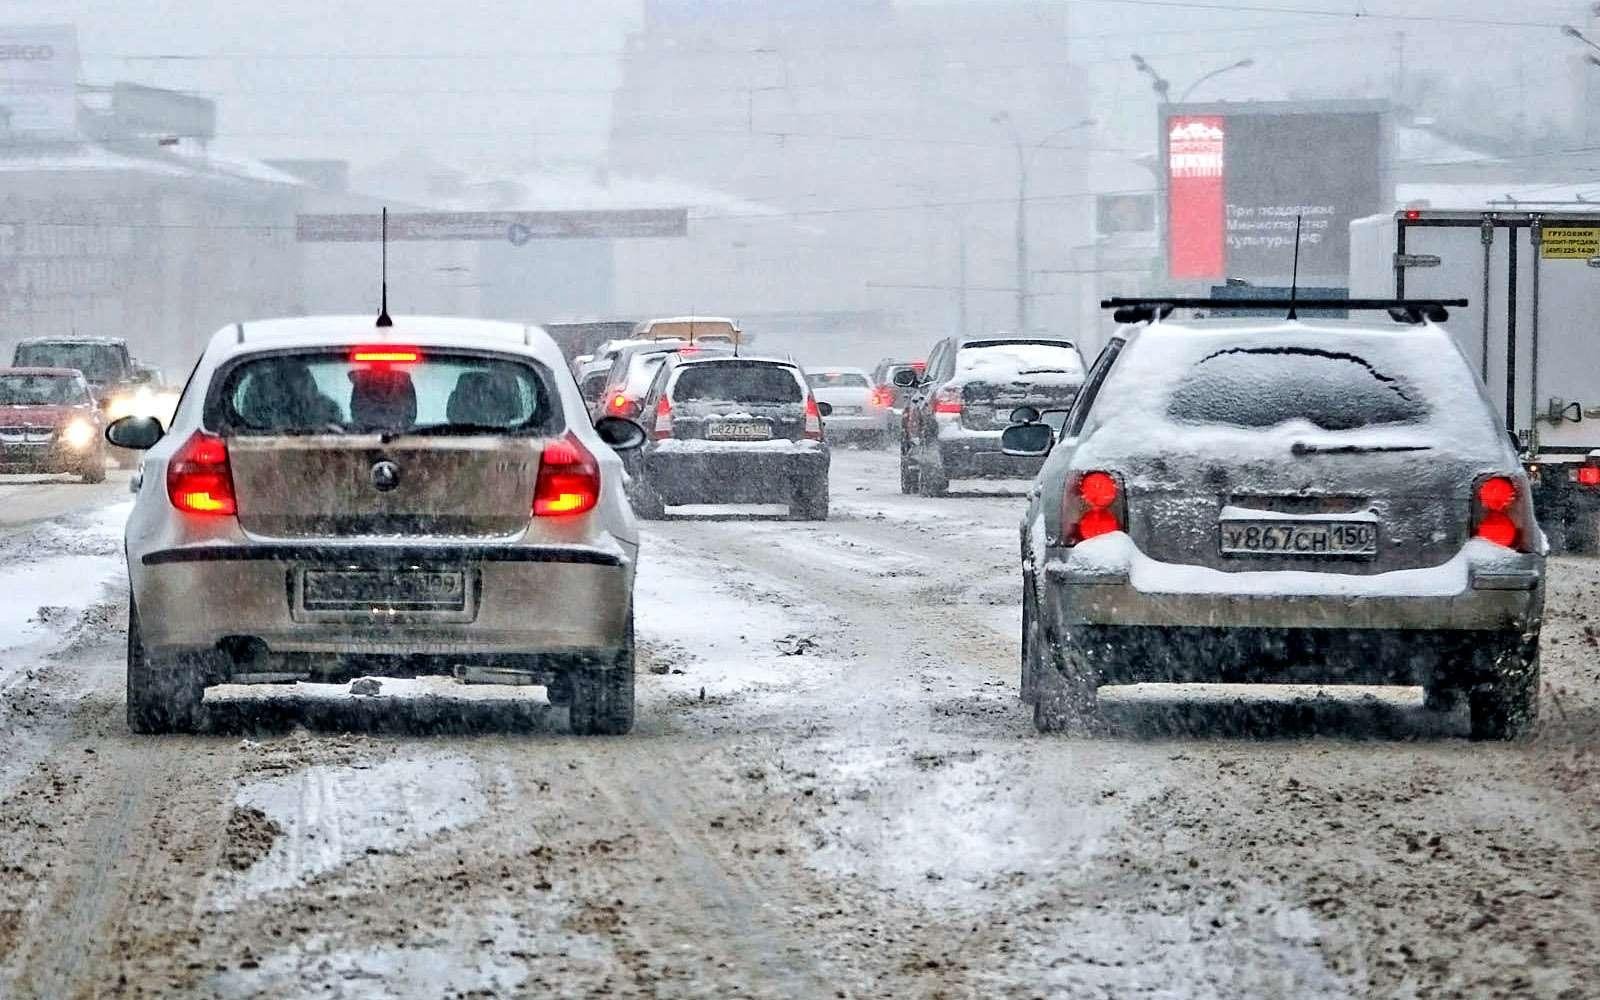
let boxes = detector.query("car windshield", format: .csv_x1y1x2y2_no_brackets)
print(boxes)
217,350,555,435
807,372,870,388
0,373,85,405
14,343,126,383
672,362,803,403
1168,346,1429,430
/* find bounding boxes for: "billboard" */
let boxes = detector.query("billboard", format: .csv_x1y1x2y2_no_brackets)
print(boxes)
1163,103,1387,282
0,26,78,134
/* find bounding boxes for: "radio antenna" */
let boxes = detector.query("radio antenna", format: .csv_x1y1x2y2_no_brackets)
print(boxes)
1286,213,1303,321
376,206,393,328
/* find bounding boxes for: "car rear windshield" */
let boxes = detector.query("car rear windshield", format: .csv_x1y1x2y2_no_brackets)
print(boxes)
0,373,87,405
215,350,556,436
623,352,672,394
672,362,804,404
1166,347,1429,431
808,372,870,388
957,341,1082,377
14,343,126,383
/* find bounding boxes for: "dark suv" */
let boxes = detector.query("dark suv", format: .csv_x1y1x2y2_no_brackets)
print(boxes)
633,354,831,520
896,336,1084,496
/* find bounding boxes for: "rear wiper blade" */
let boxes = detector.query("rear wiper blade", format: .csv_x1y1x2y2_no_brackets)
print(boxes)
1291,441,1433,456
383,422,511,441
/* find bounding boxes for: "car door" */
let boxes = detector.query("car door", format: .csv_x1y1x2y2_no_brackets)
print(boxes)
909,340,951,446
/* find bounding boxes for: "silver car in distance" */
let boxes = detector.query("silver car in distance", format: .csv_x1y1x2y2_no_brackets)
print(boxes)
108,316,645,735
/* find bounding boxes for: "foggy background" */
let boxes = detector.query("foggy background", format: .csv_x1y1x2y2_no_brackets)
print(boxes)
0,0,1593,370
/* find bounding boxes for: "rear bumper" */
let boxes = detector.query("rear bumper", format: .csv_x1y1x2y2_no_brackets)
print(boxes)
133,542,634,659
1041,535,1543,634
643,444,828,504
935,431,1044,479
824,412,891,436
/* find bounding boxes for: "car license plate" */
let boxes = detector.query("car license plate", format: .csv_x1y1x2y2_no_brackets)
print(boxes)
301,568,468,612
1219,520,1377,557
707,421,771,441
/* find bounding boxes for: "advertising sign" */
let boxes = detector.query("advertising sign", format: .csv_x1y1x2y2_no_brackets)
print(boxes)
1164,103,1386,282
1541,226,1600,260
0,26,79,134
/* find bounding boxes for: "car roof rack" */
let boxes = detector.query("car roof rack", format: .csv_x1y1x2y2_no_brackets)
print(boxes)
1100,297,1467,325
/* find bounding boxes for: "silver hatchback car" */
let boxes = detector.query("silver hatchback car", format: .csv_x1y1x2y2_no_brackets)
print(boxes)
1010,303,1544,740
107,316,645,735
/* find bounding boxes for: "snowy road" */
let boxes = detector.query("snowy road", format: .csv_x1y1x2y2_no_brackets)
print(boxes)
2,450,1599,997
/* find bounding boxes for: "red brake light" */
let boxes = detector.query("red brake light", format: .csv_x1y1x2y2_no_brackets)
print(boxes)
652,395,674,440
1062,470,1124,544
870,385,896,408
167,431,236,516
1403,209,1422,221
1473,475,1526,550
1576,465,1600,487
351,347,420,365
534,433,600,517
932,387,963,415
804,395,824,440
608,394,640,418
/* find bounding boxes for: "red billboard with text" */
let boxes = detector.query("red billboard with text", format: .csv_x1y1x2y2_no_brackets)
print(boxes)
1166,116,1226,279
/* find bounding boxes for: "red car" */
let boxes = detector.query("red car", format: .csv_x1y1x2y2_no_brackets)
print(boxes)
0,367,107,482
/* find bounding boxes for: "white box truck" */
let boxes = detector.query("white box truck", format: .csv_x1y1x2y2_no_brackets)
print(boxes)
1350,208,1600,551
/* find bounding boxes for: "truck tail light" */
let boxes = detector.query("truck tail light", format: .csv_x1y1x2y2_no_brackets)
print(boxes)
1061,470,1125,545
1473,475,1529,551
1571,463,1600,487
534,434,600,517
804,395,824,440
932,386,963,416
167,431,237,515
652,395,674,440
870,385,895,409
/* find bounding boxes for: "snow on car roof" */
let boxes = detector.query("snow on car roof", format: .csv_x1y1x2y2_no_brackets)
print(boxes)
16,335,128,346
205,315,564,369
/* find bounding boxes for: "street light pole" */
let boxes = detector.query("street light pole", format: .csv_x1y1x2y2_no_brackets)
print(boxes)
1179,58,1255,103
993,113,1095,335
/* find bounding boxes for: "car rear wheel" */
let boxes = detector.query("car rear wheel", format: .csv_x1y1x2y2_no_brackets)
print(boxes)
917,457,949,498
899,452,920,494
1468,640,1540,741
791,477,829,521
126,600,206,734
1032,642,1100,734
569,614,635,736
1020,573,1040,704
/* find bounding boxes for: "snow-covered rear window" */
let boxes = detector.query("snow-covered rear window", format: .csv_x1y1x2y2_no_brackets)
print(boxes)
957,341,1083,378
808,372,870,388
672,362,804,404
1167,347,1428,431
624,353,671,394
215,351,556,436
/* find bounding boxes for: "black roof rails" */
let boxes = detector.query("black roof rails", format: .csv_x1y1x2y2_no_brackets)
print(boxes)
1100,297,1467,325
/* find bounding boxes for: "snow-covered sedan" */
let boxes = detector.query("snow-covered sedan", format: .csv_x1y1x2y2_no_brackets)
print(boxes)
1009,303,1545,740
631,354,831,520
106,316,646,735
805,367,894,446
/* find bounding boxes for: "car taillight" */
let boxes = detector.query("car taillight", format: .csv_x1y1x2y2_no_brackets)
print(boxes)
167,431,237,515
653,395,674,440
534,433,600,517
1473,475,1527,550
607,394,639,419
1571,463,1600,487
932,386,963,416
804,395,824,440
870,385,895,408
1060,470,1124,545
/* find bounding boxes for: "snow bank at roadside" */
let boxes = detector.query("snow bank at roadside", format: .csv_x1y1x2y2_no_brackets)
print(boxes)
0,500,128,661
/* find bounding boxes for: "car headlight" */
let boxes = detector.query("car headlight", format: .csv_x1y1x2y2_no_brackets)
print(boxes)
104,394,136,422
61,419,95,451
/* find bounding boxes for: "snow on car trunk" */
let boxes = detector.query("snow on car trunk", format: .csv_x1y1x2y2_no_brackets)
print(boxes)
954,340,1084,432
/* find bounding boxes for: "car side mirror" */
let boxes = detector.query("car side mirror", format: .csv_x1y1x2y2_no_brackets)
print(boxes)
594,416,647,451
891,369,919,388
1000,422,1053,457
816,400,833,417
1009,405,1041,425
106,415,164,450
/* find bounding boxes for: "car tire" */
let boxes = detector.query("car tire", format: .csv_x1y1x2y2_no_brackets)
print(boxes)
1032,642,1100,734
1468,639,1540,741
569,614,635,736
631,482,666,520
126,600,205,735
899,450,920,495
917,454,949,498
80,455,107,484
791,477,829,521
1021,573,1041,705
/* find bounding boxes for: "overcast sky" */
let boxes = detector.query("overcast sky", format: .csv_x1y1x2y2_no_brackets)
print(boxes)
0,0,1589,177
